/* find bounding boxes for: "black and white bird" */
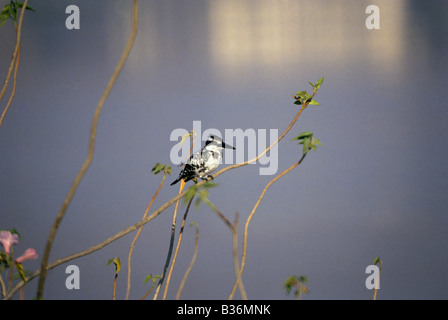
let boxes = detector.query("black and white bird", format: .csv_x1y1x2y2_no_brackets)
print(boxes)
170,135,235,186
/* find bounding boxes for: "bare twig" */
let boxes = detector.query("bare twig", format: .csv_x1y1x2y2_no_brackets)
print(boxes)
373,260,382,300
36,0,139,300
112,273,118,300
232,213,247,300
161,195,194,300
0,45,20,129
125,171,166,299
175,222,199,300
0,0,28,128
153,134,194,300
228,153,308,299
0,275,6,298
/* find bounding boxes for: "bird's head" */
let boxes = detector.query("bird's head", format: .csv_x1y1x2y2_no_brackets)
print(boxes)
205,135,235,150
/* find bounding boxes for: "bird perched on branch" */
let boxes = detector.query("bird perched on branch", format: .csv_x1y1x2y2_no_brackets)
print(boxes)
171,135,235,186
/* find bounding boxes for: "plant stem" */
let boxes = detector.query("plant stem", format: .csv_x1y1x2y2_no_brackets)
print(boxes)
373,260,382,300
0,44,20,130
175,223,199,300
112,274,117,300
125,172,166,300
162,195,194,300
232,213,247,300
36,0,139,300
229,153,307,299
153,135,194,300
0,0,27,106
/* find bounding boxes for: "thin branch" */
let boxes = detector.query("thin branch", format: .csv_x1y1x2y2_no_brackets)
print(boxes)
0,0,28,105
0,274,6,298
229,152,308,299
125,171,166,300
112,273,118,300
36,0,139,300
153,134,194,300
373,260,382,300
175,222,199,300
211,103,308,182
161,195,194,300
232,213,247,300
140,276,157,300
0,44,20,129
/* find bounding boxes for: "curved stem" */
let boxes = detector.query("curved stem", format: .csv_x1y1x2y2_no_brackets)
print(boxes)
229,153,307,299
153,134,194,300
125,172,166,300
161,195,194,300
36,0,139,300
232,213,247,300
0,44,20,129
0,0,27,105
175,223,199,300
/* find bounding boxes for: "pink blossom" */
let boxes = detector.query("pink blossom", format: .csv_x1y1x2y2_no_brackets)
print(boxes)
0,230,19,255
15,248,38,263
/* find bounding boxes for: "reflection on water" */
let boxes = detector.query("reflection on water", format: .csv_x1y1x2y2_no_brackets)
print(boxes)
208,0,406,76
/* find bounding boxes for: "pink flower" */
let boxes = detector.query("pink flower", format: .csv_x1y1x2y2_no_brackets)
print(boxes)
0,230,19,255
15,248,38,263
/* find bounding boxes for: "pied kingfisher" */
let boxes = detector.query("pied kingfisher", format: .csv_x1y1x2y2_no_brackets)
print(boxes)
170,135,235,186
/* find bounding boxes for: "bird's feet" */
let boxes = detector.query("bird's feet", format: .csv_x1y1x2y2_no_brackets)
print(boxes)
201,175,214,182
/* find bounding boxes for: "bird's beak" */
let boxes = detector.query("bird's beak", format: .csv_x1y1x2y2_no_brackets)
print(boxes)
222,142,235,150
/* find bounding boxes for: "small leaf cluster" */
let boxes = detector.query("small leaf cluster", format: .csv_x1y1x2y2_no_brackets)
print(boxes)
373,256,382,267
152,163,171,175
0,1,35,27
291,131,322,155
144,273,161,285
284,275,309,298
292,77,323,106
184,181,218,210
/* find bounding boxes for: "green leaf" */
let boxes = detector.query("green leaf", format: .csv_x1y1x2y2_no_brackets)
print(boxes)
10,228,21,238
152,162,165,175
291,132,322,155
284,275,296,294
17,2,36,12
183,184,198,205
1,1,36,26
373,256,381,265
291,131,313,141
308,99,320,106
184,181,218,210
151,163,172,175
298,275,309,283
144,274,160,284
295,90,308,99
302,138,310,154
